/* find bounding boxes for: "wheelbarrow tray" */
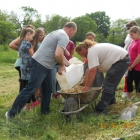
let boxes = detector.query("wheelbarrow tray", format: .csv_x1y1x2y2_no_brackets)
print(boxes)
58,87,102,115
57,87,102,104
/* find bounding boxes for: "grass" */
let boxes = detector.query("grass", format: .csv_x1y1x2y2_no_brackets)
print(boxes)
1,51,140,139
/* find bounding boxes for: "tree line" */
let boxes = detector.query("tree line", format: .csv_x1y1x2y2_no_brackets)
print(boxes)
0,6,140,47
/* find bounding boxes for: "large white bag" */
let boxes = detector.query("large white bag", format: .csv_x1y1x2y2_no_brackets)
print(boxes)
56,64,84,90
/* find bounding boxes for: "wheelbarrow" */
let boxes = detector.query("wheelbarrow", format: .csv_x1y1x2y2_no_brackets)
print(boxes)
57,87,102,121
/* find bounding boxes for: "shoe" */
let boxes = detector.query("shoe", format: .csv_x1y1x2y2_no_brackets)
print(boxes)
32,100,40,107
122,92,128,98
5,111,11,119
52,93,60,99
93,110,108,116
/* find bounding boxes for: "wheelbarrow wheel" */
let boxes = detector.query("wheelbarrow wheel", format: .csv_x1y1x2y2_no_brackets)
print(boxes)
64,97,79,121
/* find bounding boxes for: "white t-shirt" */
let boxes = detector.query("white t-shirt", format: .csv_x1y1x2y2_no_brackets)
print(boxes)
88,43,128,72
124,34,133,51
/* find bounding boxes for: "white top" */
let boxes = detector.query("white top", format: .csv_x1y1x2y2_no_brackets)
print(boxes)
124,34,133,51
88,43,128,72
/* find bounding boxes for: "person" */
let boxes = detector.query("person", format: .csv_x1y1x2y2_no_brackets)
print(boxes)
127,26,140,100
122,21,138,98
75,39,130,115
9,25,41,109
82,32,104,87
18,27,36,110
9,25,36,92
52,40,75,98
5,22,77,119
32,27,46,101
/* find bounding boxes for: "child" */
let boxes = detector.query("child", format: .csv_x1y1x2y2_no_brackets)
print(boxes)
32,28,46,102
19,27,36,110
127,26,140,100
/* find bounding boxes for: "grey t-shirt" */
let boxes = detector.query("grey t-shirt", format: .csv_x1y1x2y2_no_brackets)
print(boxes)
32,29,69,69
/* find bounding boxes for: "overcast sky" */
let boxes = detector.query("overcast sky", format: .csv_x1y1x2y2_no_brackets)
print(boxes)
0,0,140,21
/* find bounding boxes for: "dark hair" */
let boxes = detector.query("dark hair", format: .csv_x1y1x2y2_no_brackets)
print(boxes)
86,32,96,38
63,22,77,29
126,21,138,29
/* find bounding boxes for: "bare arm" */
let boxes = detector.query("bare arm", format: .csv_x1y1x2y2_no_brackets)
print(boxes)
128,54,140,71
82,67,97,92
55,46,66,74
9,37,20,51
28,48,34,57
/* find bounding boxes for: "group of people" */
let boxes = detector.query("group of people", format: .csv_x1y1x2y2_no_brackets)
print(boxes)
5,20,140,119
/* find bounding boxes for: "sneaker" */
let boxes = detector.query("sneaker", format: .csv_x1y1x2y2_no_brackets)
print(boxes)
32,100,40,107
5,111,11,119
52,93,60,99
122,92,128,98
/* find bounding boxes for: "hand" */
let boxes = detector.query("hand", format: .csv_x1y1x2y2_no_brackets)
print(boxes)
58,65,66,75
82,86,89,92
128,66,133,71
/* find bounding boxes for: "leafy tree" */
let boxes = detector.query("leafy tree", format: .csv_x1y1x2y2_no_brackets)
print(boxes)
0,21,17,45
86,11,110,38
72,15,97,42
135,17,140,26
44,14,70,33
107,19,128,46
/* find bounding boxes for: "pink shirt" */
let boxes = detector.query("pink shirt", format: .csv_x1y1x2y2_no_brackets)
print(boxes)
129,39,140,71
64,40,75,60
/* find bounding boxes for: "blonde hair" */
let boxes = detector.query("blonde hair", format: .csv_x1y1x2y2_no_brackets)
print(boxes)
75,39,98,52
129,26,140,34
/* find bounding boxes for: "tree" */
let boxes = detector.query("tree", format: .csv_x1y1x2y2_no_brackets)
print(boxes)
44,14,71,33
106,19,129,46
72,16,97,42
86,11,110,38
0,21,17,45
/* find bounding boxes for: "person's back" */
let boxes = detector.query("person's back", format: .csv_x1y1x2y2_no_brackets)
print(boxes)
33,29,69,69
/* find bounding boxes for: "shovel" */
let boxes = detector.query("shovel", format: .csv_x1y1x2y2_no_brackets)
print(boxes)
120,101,140,120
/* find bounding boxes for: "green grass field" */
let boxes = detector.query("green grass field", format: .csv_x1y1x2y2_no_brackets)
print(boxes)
0,48,140,139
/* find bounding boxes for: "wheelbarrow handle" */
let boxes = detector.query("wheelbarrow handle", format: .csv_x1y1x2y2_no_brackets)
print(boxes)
133,101,140,106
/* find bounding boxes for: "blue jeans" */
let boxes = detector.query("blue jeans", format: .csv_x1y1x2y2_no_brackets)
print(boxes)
95,57,130,111
52,65,60,94
8,59,53,117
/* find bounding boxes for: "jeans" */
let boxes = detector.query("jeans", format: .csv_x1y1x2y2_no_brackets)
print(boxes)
52,65,60,94
95,57,130,111
8,59,53,117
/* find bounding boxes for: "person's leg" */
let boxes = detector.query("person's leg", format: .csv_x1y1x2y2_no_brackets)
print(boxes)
127,70,133,99
41,69,53,114
132,69,140,98
95,58,129,113
7,59,48,118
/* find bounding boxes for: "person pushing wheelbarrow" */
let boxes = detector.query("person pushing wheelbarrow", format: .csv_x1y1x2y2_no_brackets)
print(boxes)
75,39,130,115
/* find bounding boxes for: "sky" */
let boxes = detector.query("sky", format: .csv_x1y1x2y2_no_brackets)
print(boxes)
0,0,140,21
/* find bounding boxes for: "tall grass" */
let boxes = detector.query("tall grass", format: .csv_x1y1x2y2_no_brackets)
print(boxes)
0,44,17,63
